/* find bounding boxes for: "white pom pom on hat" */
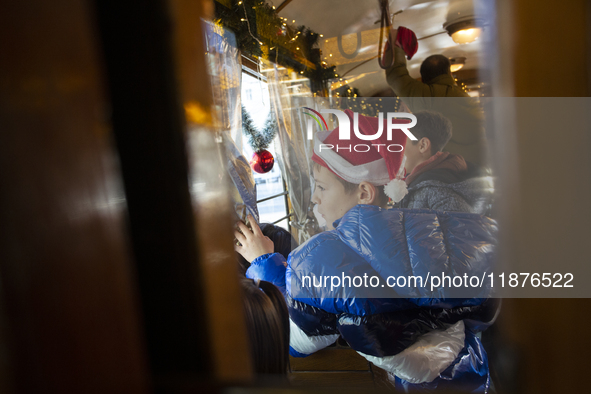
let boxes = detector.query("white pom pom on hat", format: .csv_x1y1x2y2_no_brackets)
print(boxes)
311,109,410,203
384,178,408,202
383,155,408,201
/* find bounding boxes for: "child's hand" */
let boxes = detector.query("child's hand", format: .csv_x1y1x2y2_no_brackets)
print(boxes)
234,215,274,263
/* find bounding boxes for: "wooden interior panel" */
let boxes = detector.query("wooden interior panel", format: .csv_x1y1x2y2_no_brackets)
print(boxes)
491,1,591,393
169,0,254,383
290,371,375,388
290,348,370,371
0,0,150,393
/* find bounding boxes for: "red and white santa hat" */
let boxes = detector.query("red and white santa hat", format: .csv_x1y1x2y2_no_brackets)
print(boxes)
311,109,409,203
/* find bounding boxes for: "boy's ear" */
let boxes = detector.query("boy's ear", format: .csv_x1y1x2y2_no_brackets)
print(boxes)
357,182,377,205
418,137,431,154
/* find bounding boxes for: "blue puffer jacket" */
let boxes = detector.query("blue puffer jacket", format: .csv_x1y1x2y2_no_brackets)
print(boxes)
247,205,498,392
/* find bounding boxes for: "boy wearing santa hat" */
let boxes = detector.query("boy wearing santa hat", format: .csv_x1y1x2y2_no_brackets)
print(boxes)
399,110,493,214
236,109,496,392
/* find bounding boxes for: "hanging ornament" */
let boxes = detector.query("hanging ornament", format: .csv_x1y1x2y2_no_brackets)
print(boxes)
242,106,278,174
277,25,287,36
250,149,275,173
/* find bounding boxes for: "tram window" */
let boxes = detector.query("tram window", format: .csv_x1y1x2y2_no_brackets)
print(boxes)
244,88,253,101
240,72,289,230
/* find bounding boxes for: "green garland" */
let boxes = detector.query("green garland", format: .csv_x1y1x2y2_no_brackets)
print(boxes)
214,0,338,95
242,106,277,151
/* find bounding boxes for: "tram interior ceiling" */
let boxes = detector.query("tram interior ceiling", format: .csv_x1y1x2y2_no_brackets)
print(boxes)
0,0,591,393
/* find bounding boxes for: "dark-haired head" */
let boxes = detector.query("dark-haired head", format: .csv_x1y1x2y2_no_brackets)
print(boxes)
403,111,453,174
420,54,451,83
241,278,290,376
411,110,453,154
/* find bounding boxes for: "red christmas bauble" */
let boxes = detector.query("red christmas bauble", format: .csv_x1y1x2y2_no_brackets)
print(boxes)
250,150,274,174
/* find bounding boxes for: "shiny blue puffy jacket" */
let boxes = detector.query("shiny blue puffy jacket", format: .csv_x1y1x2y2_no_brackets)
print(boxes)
247,205,498,392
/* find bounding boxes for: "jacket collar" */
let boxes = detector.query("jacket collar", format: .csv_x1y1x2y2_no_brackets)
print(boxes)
333,204,377,229
426,73,456,86
406,152,468,185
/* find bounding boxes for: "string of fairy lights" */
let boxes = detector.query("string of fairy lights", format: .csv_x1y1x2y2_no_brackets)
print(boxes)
455,77,488,97
214,0,366,97
216,1,485,102
234,0,411,107
272,10,360,97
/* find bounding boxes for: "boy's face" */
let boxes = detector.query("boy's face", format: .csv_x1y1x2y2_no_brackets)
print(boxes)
312,166,360,230
404,136,431,174
404,138,422,174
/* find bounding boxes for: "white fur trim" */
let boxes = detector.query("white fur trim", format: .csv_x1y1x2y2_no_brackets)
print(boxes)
384,178,408,203
357,320,466,384
314,131,390,185
289,318,339,355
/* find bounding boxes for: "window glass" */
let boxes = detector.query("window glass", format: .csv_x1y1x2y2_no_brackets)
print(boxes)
241,72,288,230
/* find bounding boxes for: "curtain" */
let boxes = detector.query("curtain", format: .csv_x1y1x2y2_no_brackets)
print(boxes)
204,21,259,223
263,62,326,243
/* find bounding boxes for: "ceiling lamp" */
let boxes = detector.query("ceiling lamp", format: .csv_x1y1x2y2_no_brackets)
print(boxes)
447,26,482,44
443,0,484,44
449,57,466,72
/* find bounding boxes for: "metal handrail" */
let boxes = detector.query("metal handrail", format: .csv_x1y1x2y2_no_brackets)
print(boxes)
256,190,288,204
272,213,294,225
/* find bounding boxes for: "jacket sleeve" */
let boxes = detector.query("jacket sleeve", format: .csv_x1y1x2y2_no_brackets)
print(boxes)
246,251,340,357
359,320,467,384
427,187,474,213
393,326,490,391
385,46,431,104
287,294,339,357
284,236,347,357
336,298,498,358
245,252,287,295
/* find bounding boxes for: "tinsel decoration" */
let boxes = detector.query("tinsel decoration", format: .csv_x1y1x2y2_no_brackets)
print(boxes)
242,106,278,173
214,0,339,95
